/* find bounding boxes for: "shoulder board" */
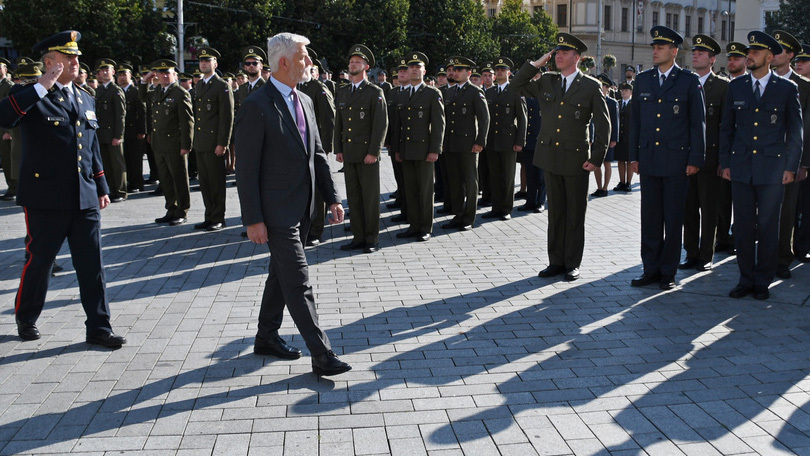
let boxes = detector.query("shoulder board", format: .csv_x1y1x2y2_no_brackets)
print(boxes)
76,84,92,95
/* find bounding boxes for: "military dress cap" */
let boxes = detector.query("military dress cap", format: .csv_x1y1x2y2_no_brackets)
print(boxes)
87,74,97,82
406,52,429,66
16,62,43,78
471,68,481,77
481,63,494,73
116,63,133,73
32,30,82,56
139,65,151,74
236,69,246,77
554,33,588,53
178,72,192,81
447,56,475,69
348,44,375,67
94,58,116,71
493,57,513,70
692,34,721,55
596,74,615,86
224,72,235,79
152,59,178,71
0,57,9,66
773,30,802,55
197,46,221,60
797,44,810,61
625,65,636,73
242,45,267,62
747,31,782,55
650,26,683,46
436,66,447,76
192,68,202,76
396,57,408,70
619,82,633,91
726,41,748,57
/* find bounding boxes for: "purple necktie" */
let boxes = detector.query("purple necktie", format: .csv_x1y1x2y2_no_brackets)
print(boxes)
291,89,307,148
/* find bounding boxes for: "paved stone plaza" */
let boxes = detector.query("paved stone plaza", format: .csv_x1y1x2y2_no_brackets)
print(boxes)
1,155,810,455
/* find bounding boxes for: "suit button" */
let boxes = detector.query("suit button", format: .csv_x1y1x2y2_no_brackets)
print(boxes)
78,144,83,150
76,121,81,126
348,139,352,142
560,102,564,105
555,142,559,146
78,133,82,138
656,114,661,118
556,129,560,133
655,142,659,146
753,136,757,140
658,99,662,103
78,156,82,161
753,150,757,154
557,115,561,119
755,108,759,112
78,167,81,172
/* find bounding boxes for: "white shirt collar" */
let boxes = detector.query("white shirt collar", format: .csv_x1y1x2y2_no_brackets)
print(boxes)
55,81,74,91
752,71,772,91
497,81,509,91
658,65,674,79
777,68,794,80
698,72,711,88
202,74,215,84
561,69,579,89
411,82,423,91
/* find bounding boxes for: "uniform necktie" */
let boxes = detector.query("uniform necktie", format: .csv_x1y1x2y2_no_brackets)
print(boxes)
660,74,666,87
352,85,356,94
754,80,762,103
291,89,307,148
498,86,502,95
62,86,77,113
561,78,567,93
410,87,414,99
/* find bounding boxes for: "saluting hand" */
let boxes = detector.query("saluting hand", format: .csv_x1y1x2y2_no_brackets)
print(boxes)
38,62,63,90
531,51,554,69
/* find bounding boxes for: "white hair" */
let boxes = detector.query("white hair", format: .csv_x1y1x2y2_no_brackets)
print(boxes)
266,33,310,73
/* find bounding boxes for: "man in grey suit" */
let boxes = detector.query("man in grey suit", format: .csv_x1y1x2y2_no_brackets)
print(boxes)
234,32,351,376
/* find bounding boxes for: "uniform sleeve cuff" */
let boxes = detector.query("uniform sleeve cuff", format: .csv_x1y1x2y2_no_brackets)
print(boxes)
33,83,49,99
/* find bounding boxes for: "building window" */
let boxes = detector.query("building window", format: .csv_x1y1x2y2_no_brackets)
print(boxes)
557,4,568,27
604,5,612,30
721,20,727,40
653,11,659,27
673,14,679,30
730,20,734,40
487,7,496,17
666,13,672,28
622,7,629,32
698,16,704,34
685,15,691,36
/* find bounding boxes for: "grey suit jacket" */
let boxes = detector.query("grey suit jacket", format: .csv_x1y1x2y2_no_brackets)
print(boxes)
234,79,339,229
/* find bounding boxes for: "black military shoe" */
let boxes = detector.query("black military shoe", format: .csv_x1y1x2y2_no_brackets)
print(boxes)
753,286,770,300
16,319,40,341
538,265,566,278
194,221,211,230
678,258,698,270
631,272,661,287
254,335,302,359
340,241,365,251
312,351,352,376
776,265,792,279
565,267,580,281
728,284,752,299
155,214,173,223
659,276,677,290
207,222,225,231
87,332,126,349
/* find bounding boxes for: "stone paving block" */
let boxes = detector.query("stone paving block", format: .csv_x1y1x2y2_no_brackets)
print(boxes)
389,437,427,456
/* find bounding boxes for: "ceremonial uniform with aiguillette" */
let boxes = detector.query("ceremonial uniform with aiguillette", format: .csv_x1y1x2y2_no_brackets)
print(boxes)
485,57,527,218
720,31,803,298
0,31,125,347
118,64,147,193
511,33,610,279
192,47,234,231
442,56,489,230
150,59,194,223
334,44,388,251
94,59,127,201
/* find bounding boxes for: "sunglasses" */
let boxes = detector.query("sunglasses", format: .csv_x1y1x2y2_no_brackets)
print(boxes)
243,61,260,66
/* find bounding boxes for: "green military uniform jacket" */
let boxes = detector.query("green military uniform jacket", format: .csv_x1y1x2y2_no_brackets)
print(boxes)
443,82,489,153
300,79,336,153
151,82,193,150
79,83,95,97
192,74,234,151
789,71,810,168
511,62,610,176
95,82,126,144
701,72,729,172
122,83,146,138
390,83,445,161
235,77,265,113
485,83,528,151
334,79,388,162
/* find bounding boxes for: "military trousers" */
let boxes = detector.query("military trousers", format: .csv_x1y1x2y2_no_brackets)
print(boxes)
732,182,783,288
683,169,722,263
195,148,227,224
545,170,589,269
100,142,127,199
344,161,381,244
794,180,810,257
152,137,190,219
402,159,434,234
777,181,800,268
715,178,734,247
486,149,517,216
521,148,546,209
124,133,145,191
0,136,15,194
639,174,689,277
390,155,408,213
478,149,491,202
445,153,479,226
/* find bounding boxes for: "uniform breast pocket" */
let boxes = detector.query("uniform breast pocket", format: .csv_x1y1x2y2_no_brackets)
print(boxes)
764,104,784,125
87,120,99,130
664,97,685,116
46,116,67,127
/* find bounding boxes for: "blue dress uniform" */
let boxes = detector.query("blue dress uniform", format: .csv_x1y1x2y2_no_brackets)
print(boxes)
518,96,545,211
629,26,706,287
0,31,123,346
720,31,803,298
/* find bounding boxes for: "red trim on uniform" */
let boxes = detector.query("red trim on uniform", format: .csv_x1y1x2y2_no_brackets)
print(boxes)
9,95,25,117
93,171,105,178
15,208,33,314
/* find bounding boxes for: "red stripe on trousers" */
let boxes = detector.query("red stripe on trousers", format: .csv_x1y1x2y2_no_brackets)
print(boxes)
15,208,33,314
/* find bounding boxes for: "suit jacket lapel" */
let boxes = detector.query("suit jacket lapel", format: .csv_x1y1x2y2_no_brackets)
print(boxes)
266,81,306,152
658,65,679,96
563,73,583,100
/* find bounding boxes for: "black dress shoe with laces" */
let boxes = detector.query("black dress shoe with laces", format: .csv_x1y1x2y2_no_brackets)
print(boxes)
417,232,431,242
631,272,661,287
678,258,698,270
538,265,566,278
729,284,752,299
312,351,352,376
155,214,173,223
753,286,770,300
169,217,186,226
87,332,126,349
254,335,302,359
776,265,792,279
340,241,365,251
16,319,40,341
363,243,380,254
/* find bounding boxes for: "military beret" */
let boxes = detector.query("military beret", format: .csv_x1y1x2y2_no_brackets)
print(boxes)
493,57,513,70
447,56,475,69
16,62,43,78
555,33,588,53
650,26,683,47
197,46,221,60
348,44,375,67
692,34,721,55
747,31,782,55
94,59,116,71
773,30,802,55
32,30,82,56
596,74,615,86
625,65,637,73
797,44,810,61
178,72,192,81
436,66,447,76
151,59,178,72
242,45,267,62
726,41,748,57
116,63,133,73
619,82,633,91
406,52,429,66
0,57,9,66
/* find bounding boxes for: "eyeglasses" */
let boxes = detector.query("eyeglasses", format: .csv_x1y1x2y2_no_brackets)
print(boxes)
243,61,260,66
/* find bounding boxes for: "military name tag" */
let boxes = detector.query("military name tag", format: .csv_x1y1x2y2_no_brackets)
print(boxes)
734,100,746,106
640,92,652,98
85,110,97,121
673,105,680,114
771,114,778,124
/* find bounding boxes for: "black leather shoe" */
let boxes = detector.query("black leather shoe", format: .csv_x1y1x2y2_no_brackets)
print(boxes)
169,217,186,226
729,284,752,299
500,214,512,221
87,332,126,349
155,214,173,223
389,191,398,199
696,262,713,271
254,335,302,359
517,204,536,212
306,237,321,247
386,201,401,209
111,197,125,203
659,276,677,290
436,207,452,215
514,191,527,199
482,212,499,219
458,224,473,231
727,246,737,256
312,350,352,376
678,258,698,270
441,221,463,230
396,230,419,239
753,286,770,300
776,265,792,279
1,192,16,201
612,183,626,192
631,272,661,287
194,221,212,230
417,232,431,242
207,222,225,232
51,262,64,273
363,243,380,254
340,241,364,251
16,319,40,341
715,242,731,252
565,267,580,281
391,214,407,223
538,265,566,278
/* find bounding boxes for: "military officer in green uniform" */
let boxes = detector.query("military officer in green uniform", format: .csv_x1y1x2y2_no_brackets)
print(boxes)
484,57,527,219
0,57,15,200
76,62,95,96
390,52,445,241
138,66,160,186
334,44,388,253
386,58,411,220
192,47,234,232
441,56,489,231
94,58,127,202
511,33,610,281
149,59,193,225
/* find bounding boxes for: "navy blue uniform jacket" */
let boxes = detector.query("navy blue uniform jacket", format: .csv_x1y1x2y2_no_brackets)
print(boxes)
0,83,109,210
629,65,706,176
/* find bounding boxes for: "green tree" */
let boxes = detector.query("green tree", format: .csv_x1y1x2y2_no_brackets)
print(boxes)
531,8,559,54
0,0,166,68
765,0,810,43
490,0,541,64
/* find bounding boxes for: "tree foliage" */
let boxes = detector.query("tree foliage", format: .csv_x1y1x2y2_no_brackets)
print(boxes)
491,0,555,64
765,0,810,43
